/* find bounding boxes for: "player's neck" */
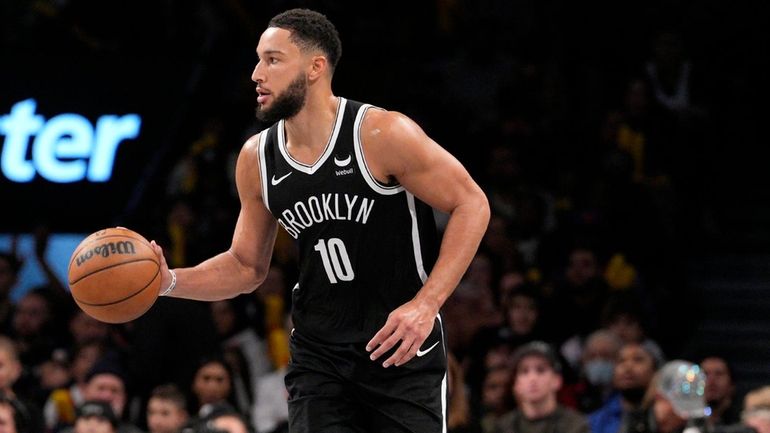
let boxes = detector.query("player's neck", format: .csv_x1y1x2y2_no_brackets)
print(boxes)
284,90,339,152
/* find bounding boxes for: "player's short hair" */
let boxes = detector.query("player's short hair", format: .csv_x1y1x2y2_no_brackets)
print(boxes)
268,8,342,72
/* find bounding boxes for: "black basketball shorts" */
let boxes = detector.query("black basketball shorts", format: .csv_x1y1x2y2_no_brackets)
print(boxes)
285,317,447,433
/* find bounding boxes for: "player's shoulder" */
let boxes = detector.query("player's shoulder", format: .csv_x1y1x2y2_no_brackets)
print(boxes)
361,106,406,127
360,107,420,143
235,133,263,173
243,132,262,151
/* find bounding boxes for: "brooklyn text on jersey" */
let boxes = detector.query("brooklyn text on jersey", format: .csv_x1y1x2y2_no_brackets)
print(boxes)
277,193,375,239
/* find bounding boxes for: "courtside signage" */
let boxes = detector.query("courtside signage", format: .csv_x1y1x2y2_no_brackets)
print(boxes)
0,99,141,183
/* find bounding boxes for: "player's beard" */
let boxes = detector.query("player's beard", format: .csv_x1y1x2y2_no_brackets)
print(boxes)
256,72,308,123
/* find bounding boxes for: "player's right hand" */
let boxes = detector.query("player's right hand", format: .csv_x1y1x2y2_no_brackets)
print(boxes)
150,240,172,294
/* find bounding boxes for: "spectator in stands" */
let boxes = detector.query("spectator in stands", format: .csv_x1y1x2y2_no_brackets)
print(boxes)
589,342,659,433
446,353,477,433
68,311,111,348
550,245,611,371
251,363,288,433
73,401,118,433
639,360,743,433
211,298,270,414
0,336,42,433
11,289,58,369
602,293,665,367
443,254,504,359
44,341,106,431
0,253,21,331
0,393,33,433
567,330,622,413
501,284,545,346
191,356,238,419
495,341,588,433
0,338,22,400
66,353,142,433
701,355,740,426
743,386,770,433
469,282,546,386
200,403,254,433
146,384,188,433
480,366,514,433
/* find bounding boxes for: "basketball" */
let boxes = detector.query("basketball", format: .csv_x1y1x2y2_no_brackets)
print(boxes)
68,227,161,323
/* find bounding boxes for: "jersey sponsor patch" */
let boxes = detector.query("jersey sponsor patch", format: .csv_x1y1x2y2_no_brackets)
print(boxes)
334,154,352,167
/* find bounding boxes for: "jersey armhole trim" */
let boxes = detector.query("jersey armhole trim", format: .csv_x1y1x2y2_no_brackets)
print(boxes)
406,192,429,283
354,104,405,196
257,132,271,212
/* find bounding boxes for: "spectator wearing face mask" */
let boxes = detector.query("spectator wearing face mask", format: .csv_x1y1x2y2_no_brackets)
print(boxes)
561,330,622,413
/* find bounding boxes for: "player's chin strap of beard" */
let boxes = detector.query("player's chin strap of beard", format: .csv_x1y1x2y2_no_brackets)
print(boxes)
160,269,177,296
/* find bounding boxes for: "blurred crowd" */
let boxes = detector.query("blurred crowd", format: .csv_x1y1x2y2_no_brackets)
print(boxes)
2,0,768,432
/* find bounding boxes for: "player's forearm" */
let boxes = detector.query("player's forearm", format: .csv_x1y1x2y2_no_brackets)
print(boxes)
168,250,267,301
415,192,490,311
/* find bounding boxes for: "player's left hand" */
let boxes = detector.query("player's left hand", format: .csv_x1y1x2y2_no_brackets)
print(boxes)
366,298,438,368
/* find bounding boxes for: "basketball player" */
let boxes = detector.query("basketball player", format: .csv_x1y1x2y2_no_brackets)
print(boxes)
151,8,490,432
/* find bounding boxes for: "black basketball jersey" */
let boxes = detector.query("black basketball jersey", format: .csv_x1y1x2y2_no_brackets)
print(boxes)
257,98,439,344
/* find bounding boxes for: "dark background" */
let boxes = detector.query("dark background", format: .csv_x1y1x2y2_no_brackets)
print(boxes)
2,0,770,402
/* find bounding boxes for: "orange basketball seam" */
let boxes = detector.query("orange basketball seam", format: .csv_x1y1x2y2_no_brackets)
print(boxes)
73,266,160,307
69,258,158,285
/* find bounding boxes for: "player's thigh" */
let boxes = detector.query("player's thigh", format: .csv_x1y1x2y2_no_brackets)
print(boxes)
359,323,448,433
285,366,365,433
362,393,446,433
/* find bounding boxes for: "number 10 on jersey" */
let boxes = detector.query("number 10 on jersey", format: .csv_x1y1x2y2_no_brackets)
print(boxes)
314,238,354,283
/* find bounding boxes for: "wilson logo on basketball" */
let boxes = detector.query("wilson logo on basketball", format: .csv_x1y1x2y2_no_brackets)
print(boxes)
76,241,137,266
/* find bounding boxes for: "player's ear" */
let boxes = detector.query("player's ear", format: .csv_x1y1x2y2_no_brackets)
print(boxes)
308,55,328,81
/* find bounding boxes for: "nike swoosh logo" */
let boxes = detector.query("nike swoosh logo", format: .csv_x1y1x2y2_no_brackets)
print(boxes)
271,172,292,186
416,340,440,357
334,154,351,167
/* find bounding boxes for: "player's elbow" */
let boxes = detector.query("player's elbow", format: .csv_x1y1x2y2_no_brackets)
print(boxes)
241,265,268,294
228,249,269,294
473,189,491,227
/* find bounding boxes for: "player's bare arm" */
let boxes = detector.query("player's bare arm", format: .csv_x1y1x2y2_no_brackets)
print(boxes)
151,133,279,301
364,109,490,367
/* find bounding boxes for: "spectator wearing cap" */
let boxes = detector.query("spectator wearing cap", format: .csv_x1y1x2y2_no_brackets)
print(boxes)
589,342,659,433
193,403,254,433
74,401,118,433
59,353,142,433
701,355,740,426
494,341,588,433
